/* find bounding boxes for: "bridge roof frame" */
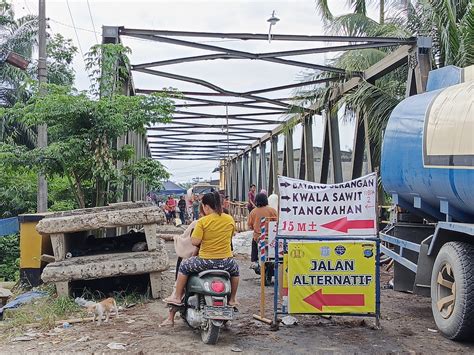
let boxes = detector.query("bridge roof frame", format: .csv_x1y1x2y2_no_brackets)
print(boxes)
105,26,417,161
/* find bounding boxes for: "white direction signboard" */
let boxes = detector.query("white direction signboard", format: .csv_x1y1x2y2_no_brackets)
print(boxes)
267,221,284,259
278,173,377,237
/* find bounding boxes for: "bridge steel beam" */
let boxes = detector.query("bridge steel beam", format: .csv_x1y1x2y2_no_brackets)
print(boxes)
283,128,295,178
328,106,343,183
268,135,279,195
303,116,315,182
250,148,257,189
258,142,267,192
350,110,366,179
242,153,250,202
227,43,415,165
232,159,238,200
226,43,417,197
114,27,422,201
236,156,242,201
320,113,331,184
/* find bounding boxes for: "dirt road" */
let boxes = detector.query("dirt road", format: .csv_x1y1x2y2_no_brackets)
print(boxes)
2,240,474,354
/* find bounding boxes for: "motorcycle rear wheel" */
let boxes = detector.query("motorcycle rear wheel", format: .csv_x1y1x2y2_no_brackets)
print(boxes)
201,320,221,344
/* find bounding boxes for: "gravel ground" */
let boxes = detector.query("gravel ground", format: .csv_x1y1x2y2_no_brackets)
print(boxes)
1,234,474,354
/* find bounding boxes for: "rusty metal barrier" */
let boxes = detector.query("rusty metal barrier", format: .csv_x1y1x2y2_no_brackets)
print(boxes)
229,201,249,232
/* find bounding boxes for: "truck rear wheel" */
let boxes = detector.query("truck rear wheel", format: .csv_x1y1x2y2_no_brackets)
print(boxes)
431,241,474,340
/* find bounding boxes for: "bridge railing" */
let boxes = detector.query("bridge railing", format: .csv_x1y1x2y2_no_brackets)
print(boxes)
228,201,249,232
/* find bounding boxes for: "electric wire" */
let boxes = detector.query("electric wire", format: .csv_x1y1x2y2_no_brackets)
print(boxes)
23,0,33,15
49,18,100,35
65,0,85,58
64,0,92,86
86,0,100,44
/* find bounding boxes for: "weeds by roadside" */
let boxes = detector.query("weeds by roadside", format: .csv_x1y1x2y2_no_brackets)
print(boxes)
1,283,150,334
2,295,85,331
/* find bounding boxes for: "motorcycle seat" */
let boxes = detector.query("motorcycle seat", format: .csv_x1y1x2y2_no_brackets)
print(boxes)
197,270,230,278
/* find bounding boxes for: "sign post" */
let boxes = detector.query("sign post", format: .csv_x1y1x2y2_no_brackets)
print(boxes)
252,217,275,325
272,173,380,329
288,240,377,314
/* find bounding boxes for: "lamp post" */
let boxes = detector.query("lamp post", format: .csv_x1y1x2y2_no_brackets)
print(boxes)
267,10,280,43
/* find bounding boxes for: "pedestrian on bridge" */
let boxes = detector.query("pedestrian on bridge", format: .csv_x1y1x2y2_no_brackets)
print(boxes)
165,195,177,224
178,195,186,225
247,193,278,270
248,184,257,213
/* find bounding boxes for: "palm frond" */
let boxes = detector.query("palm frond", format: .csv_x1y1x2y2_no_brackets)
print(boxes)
314,0,333,21
331,48,388,71
458,3,474,66
342,80,401,162
327,13,380,36
349,0,368,16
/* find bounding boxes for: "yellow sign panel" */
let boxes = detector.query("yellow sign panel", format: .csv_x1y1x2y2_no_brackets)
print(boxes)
282,253,288,292
288,241,377,314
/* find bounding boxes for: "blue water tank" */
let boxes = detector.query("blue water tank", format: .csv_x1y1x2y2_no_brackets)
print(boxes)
381,66,474,222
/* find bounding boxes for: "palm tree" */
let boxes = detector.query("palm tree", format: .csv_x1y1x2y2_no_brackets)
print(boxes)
410,0,474,67
315,0,387,25
0,1,37,106
0,1,37,147
296,0,474,168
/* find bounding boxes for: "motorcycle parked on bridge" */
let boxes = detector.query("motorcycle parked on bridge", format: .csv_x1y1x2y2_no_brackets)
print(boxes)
173,269,235,344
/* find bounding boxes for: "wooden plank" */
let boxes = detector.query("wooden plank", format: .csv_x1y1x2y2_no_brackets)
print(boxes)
50,233,66,261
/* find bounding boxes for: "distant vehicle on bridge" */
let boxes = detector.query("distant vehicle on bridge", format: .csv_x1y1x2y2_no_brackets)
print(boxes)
191,183,219,196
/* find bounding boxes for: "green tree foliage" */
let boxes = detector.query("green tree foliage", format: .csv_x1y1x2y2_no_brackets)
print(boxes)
1,43,174,208
412,0,474,67
0,234,20,281
0,162,37,217
1,85,173,207
297,0,474,167
0,0,37,107
1,7,78,148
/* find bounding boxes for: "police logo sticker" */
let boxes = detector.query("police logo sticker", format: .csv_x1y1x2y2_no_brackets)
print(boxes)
363,248,373,258
320,246,330,257
334,245,346,256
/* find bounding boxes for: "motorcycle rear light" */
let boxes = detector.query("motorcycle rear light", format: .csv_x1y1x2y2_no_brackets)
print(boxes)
211,280,225,293
213,300,224,306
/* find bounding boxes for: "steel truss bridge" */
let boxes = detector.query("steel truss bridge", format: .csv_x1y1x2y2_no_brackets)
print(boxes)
102,26,431,201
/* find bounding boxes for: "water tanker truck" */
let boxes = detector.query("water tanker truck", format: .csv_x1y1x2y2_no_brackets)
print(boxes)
381,65,474,340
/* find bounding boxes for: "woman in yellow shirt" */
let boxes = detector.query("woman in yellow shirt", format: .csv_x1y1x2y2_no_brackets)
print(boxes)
164,191,239,307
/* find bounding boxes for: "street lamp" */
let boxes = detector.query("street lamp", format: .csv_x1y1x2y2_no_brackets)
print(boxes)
267,10,280,43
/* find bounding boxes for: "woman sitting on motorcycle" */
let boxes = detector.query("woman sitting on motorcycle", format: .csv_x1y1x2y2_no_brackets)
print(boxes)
164,191,239,307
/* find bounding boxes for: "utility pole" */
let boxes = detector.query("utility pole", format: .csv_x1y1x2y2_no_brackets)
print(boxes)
37,0,48,212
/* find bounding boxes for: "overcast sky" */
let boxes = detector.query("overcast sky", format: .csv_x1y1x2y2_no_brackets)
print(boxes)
13,1,379,183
